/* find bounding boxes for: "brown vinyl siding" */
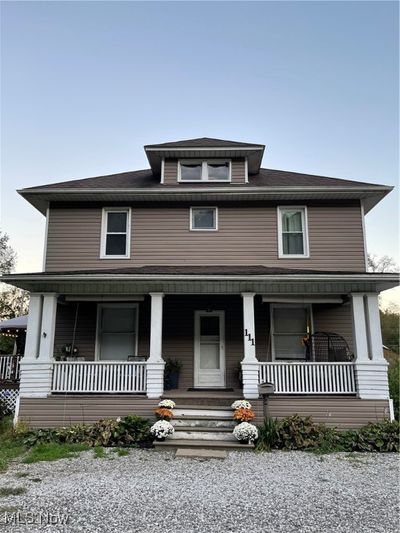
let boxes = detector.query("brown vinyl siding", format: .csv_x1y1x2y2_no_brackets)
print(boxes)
45,204,365,272
266,396,390,429
163,159,246,185
19,395,389,429
19,395,158,428
163,159,178,184
54,302,97,360
313,302,353,352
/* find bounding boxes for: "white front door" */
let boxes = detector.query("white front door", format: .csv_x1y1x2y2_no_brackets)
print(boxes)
97,304,138,361
194,311,225,388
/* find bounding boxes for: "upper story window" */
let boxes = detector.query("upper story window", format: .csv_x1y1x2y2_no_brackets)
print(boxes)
277,206,309,258
190,207,218,231
100,208,131,259
179,160,231,182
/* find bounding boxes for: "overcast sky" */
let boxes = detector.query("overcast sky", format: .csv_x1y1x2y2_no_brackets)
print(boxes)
1,1,398,304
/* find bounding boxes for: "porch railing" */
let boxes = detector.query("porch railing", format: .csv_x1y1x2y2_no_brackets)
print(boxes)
0,355,22,383
258,362,356,394
52,362,147,393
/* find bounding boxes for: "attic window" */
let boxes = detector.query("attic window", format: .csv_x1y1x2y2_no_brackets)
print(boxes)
179,160,231,182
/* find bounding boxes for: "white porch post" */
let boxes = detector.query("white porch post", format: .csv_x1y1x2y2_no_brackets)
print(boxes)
351,293,389,400
24,293,42,360
20,293,58,399
146,292,165,399
241,292,259,399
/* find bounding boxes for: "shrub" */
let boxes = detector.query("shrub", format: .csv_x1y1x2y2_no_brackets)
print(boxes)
0,399,8,421
22,415,151,448
275,415,329,450
339,419,399,453
256,415,399,453
255,417,279,452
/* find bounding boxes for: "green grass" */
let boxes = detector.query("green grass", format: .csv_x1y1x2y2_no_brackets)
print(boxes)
93,446,106,459
0,506,19,513
113,448,130,457
0,487,27,497
23,443,89,464
0,418,26,472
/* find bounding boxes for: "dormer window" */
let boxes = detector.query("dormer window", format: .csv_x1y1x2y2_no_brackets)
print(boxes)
178,160,231,182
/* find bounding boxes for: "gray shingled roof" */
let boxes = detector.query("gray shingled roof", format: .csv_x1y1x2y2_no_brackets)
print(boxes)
5,265,387,277
144,137,264,149
20,167,382,191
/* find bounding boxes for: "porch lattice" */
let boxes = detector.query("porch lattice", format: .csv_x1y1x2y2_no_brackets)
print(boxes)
0,389,19,413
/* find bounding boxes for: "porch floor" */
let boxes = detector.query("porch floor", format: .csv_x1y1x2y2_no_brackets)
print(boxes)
162,389,242,399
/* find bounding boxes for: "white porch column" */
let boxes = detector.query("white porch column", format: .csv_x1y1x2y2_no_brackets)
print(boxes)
351,293,389,400
241,292,259,399
24,293,42,360
19,293,58,399
146,292,165,399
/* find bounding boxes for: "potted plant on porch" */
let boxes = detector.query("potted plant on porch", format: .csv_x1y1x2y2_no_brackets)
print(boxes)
164,359,182,390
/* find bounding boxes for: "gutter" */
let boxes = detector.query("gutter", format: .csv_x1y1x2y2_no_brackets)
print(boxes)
2,273,398,282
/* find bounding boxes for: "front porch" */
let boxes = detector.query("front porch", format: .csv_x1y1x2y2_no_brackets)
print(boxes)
17,289,389,402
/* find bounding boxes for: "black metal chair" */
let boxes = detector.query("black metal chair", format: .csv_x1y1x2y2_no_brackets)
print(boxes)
309,332,353,362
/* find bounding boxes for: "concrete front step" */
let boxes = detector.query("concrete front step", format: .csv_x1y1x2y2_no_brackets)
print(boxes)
174,408,232,417
154,439,254,451
175,448,227,459
171,429,235,441
172,417,235,428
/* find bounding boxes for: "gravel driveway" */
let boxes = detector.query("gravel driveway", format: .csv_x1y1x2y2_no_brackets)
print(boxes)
0,449,398,532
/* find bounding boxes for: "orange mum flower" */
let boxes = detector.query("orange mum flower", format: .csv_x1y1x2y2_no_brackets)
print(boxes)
155,407,173,420
233,408,256,423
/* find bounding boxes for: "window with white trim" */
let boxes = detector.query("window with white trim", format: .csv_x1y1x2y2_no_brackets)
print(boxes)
190,207,218,231
278,207,309,257
179,160,231,182
271,304,312,360
101,208,131,258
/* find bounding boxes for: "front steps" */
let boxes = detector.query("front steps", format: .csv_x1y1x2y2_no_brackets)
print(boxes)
153,402,255,452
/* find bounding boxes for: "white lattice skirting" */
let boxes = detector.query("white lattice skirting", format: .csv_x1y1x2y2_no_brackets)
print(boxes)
0,389,19,413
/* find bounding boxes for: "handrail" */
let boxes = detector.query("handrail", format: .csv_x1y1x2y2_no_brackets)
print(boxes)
258,361,356,394
52,361,147,393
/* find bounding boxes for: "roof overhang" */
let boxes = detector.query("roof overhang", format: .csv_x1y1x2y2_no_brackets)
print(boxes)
18,185,392,215
144,145,265,175
2,272,398,295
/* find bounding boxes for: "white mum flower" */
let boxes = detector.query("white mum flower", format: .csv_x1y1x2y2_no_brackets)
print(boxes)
150,420,174,439
158,399,176,409
231,400,252,410
233,422,258,443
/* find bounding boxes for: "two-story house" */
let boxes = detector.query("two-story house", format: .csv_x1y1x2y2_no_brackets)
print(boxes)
3,137,397,437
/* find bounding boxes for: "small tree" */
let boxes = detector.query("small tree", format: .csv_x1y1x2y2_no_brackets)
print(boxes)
0,231,30,352
0,231,16,275
367,253,398,273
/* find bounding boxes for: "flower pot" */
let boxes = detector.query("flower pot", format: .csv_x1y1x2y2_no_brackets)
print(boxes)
239,440,249,445
156,437,166,442
164,371,180,390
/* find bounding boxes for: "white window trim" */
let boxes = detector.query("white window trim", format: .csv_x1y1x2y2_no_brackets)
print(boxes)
277,206,309,259
100,207,131,259
190,206,218,231
95,302,139,361
178,159,232,183
270,303,314,361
